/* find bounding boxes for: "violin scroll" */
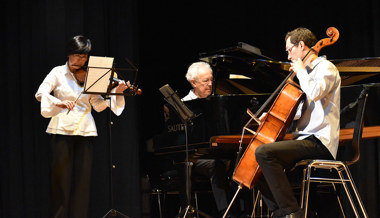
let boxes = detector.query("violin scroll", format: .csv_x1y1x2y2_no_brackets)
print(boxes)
111,77,141,95
313,27,339,54
127,85,142,96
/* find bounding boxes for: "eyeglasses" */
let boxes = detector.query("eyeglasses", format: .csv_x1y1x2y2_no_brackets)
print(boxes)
198,78,213,85
285,44,297,54
72,54,88,60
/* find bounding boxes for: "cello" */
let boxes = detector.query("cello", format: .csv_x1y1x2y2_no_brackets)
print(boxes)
223,27,340,217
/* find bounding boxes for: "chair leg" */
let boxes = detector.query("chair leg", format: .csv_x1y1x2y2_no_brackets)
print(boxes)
252,190,262,218
339,166,369,218
301,165,312,218
152,189,163,218
304,164,369,218
338,170,360,217
194,191,200,218
331,183,347,218
251,189,273,218
158,190,162,218
299,167,307,209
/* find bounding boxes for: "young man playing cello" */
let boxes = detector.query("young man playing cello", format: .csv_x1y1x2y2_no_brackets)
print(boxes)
254,27,341,218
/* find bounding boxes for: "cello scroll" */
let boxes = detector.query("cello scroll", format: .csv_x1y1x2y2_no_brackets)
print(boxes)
312,27,339,54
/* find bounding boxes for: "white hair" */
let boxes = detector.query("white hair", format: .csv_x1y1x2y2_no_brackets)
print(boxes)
185,61,212,82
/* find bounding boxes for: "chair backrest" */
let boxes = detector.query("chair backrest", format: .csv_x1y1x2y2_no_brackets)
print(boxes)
347,85,370,165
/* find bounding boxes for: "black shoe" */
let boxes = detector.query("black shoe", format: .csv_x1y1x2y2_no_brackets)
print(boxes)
238,212,252,218
284,209,304,218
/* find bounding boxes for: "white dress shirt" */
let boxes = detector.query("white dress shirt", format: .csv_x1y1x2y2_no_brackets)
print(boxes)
182,89,198,101
35,63,125,136
293,56,341,159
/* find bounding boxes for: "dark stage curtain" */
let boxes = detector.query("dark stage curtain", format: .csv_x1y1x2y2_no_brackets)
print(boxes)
1,0,141,217
1,0,380,217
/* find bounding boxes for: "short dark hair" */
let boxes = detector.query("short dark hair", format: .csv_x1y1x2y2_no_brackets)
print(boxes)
285,27,317,48
66,35,91,55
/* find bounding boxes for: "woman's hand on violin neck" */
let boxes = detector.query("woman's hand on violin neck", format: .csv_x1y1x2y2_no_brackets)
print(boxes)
115,80,130,93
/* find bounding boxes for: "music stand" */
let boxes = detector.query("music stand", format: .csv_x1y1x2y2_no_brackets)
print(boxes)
83,56,137,218
159,84,211,218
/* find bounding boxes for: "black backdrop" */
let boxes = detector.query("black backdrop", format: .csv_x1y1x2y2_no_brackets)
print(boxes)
1,0,380,217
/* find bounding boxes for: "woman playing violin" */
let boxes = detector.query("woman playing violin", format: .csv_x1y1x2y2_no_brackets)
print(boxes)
35,35,129,218
254,27,341,218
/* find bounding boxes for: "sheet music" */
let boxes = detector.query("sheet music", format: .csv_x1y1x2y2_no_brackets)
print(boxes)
84,56,114,94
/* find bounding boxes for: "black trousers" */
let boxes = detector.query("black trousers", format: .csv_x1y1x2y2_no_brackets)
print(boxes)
254,135,333,217
177,158,230,214
194,159,229,212
49,134,94,218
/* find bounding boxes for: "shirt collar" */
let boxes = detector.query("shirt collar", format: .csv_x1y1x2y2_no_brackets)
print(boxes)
309,55,326,69
188,89,198,99
65,62,73,74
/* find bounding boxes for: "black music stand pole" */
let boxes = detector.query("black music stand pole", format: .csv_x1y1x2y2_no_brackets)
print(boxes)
81,62,131,218
81,56,140,217
100,68,131,218
178,121,212,218
102,94,129,218
158,84,211,218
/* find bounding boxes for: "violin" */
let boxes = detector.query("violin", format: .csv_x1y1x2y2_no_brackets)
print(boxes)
67,66,142,114
111,76,142,96
74,68,87,86
74,68,142,95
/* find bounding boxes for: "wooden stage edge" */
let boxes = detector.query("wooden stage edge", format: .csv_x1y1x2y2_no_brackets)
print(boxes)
210,126,380,146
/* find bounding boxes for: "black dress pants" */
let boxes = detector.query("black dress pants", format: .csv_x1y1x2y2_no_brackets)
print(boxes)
49,134,93,218
194,159,229,212
177,158,230,215
254,135,333,217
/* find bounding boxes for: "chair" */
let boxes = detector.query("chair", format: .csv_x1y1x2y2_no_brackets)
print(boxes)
152,168,215,218
293,85,370,218
150,169,181,218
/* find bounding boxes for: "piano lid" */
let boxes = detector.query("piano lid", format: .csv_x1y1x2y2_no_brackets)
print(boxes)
199,42,380,95
331,57,380,86
199,42,273,62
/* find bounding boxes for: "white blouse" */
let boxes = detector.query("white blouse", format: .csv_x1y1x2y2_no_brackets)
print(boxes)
35,63,125,136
